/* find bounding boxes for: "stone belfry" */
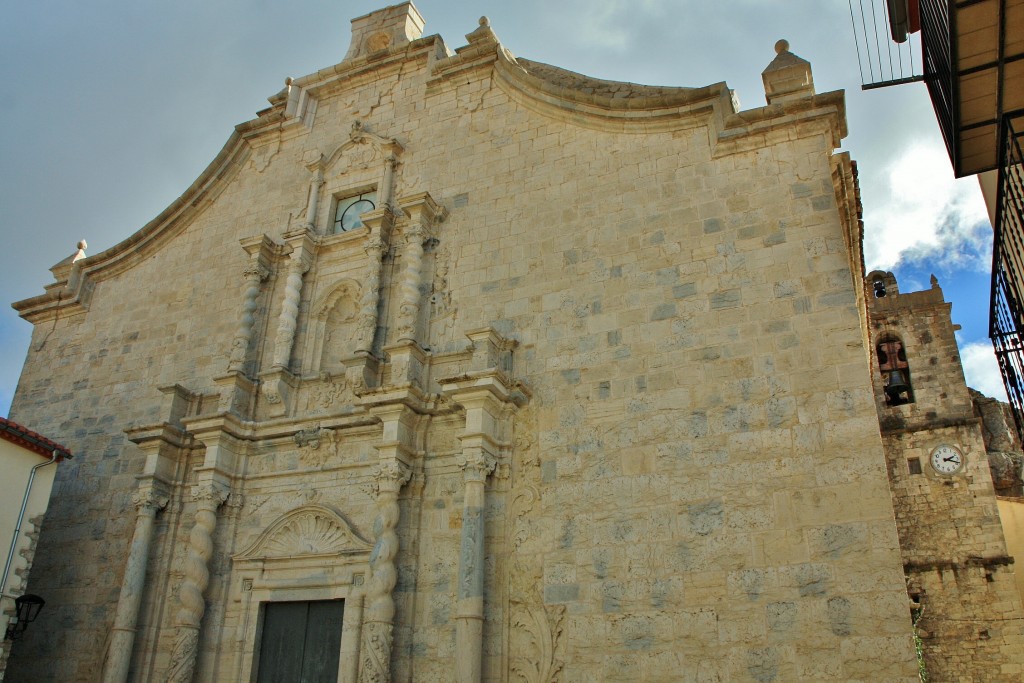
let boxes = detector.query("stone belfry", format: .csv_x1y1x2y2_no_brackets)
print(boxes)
865,269,1024,681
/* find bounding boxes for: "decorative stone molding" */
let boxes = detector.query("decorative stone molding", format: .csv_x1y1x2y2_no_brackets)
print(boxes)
305,373,353,414
314,121,404,212
234,505,372,562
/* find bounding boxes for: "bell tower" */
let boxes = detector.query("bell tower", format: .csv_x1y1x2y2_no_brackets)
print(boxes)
865,270,1024,681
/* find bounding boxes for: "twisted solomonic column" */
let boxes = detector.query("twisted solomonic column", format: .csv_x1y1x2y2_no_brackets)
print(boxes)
359,461,411,683
226,261,269,373
455,451,497,683
102,488,169,683
271,254,311,369
355,237,387,355
394,224,426,343
166,484,229,683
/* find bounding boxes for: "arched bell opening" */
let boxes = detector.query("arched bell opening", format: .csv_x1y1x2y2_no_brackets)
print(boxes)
877,334,914,406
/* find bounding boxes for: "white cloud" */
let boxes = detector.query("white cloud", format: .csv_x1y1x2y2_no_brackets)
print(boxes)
863,143,990,272
960,340,1009,401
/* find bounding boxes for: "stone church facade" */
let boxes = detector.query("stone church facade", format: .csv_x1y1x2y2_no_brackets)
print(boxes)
5,3,1023,682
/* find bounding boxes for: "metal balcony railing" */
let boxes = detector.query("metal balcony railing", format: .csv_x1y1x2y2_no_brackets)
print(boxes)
848,0,926,89
917,0,955,164
990,113,1024,440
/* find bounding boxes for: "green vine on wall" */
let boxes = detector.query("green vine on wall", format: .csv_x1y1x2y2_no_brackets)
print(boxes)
912,606,928,683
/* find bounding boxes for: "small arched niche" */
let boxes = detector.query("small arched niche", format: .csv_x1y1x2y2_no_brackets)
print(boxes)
866,270,899,299
310,280,362,375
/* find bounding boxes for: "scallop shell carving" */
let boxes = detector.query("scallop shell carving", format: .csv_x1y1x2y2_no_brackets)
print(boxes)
234,504,372,561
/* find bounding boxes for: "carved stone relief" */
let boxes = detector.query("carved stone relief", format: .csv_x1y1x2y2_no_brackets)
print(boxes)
507,485,564,683
294,425,341,469
428,240,458,350
234,504,372,561
306,373,352,415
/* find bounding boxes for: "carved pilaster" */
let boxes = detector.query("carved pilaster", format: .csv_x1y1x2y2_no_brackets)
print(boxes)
227,261,269,373
355,236,387,354
166,483,229,683
359,461,411,683
455,451,496,683
439,338,526,683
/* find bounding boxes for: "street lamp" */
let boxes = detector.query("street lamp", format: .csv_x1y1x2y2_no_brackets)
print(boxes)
4,594,45,640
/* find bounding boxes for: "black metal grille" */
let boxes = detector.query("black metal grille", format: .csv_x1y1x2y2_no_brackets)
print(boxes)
991,113,1024,440
919,0,956,164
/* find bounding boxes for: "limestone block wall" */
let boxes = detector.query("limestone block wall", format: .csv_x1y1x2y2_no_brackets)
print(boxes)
997,498,1024,605
7,9,920,683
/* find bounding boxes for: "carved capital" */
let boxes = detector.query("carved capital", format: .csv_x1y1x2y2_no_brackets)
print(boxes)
364,237,387,260
460,452,497,483
373,461,411,493
190,483,230,507
287,253,312,275
403,223,426,245
132,488,170,514
242,262,270,282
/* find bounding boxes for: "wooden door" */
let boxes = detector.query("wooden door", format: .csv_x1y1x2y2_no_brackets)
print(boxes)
256,600,344,683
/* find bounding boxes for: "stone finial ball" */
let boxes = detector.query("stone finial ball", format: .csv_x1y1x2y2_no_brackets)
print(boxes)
479,16,490,27
77,240,87,250
775,39,790,54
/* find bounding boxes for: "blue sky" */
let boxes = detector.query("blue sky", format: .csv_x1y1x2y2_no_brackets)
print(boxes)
0,0,1005,417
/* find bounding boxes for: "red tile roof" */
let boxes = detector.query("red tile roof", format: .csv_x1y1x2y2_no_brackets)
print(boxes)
0,417,72,461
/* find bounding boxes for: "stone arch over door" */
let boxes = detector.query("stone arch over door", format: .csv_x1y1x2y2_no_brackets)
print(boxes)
230,504,373,683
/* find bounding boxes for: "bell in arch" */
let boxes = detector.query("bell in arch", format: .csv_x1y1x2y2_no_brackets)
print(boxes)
885,369,911,404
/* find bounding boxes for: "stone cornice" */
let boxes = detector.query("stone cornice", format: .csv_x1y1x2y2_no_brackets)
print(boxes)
713,90,847,158
14,131,253,324
493,48,730,133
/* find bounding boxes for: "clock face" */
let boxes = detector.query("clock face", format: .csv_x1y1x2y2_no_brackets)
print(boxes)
930,444,964,475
